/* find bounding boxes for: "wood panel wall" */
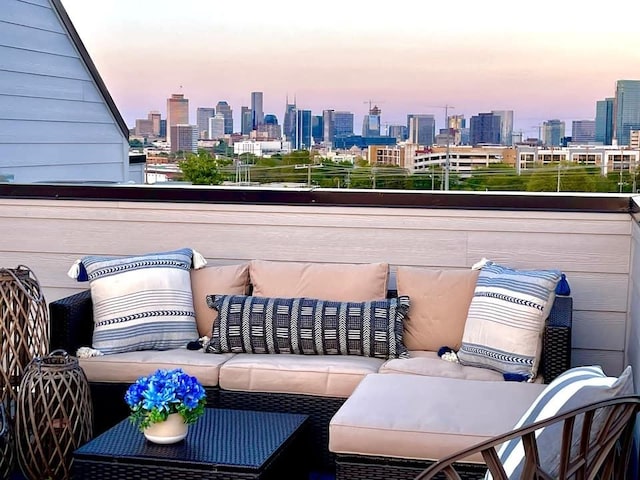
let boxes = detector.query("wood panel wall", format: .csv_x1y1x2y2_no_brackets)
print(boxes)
0,197,633,375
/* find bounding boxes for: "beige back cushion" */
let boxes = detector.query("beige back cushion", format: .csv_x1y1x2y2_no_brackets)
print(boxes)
190,264,250,337
249,260,389,301
397,267,479,351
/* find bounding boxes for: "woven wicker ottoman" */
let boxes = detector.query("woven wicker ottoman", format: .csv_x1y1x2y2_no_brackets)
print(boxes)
329,373,547,480
72,408,309,479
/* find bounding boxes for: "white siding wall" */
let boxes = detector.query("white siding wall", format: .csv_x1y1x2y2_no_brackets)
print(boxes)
0,197,633,376
0,0,128,183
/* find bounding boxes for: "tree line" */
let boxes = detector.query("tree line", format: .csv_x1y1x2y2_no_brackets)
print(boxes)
176,148,639,193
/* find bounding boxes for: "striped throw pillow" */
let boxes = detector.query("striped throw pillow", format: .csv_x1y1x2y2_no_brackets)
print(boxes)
206,294,410,359
488,365,634,479
71,248,203,355
458,262,561,379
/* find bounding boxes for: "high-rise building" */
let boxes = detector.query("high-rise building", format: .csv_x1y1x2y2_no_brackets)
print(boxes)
541,119,565,147
334,111,354,138
241,106,252,135
387,125,407,142
257,114,281,140
614,80,640,146
170,124,197,153
283,99,297,142
196,107,215,140
595,97,614,145
159,119,167,138
491,110,514,146
215,101,234,134
469,113,501,146
312,115,323,144
448,115,466,145
572,120,596,144
322,110,335,146
208,114,225,140
407,114,436,145
251,91,264,130
135,119,153,137
362,105,382,137
295,109,312,149
148,111,161,136
166,93,189,146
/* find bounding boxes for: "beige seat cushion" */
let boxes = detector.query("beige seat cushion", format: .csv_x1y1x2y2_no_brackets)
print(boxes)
379,351,504,381
190,263,250,337
249,260,389,301
397,267,479,351
329,373,546,463
219,353,384,397
79,349,235,387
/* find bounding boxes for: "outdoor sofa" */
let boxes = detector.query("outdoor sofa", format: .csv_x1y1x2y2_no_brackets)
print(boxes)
49,252,575,475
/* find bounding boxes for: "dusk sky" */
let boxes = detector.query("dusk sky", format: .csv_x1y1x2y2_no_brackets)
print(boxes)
60,0,640,137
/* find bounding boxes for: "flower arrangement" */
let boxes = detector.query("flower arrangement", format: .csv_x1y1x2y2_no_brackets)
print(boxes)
124,368,206,430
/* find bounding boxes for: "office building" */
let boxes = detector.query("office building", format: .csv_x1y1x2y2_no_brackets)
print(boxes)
595,98,614,145
251,91,264,130
295,109,312,149
572,120,596,144
135,118,154,137
159,119,167,138
283,98,297,142
148,111,161,136
322,110,335,146
241,106,252,135
196,107,215,140
387,125,407,142
257,114,281,140
334,111,354,138
166,93,189,146
312,115,323,145
362,105,382,137
215,101,234,134
614,80,640,146
407,114,436,146
170,124,197,153
208,114,225,140
491,110,514,146
469,113,501,146
541,119,565,147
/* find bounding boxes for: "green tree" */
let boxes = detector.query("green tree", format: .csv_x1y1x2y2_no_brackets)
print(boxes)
178,150,222,185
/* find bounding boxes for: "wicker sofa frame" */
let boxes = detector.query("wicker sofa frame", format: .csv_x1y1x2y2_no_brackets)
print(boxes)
49,290,573,473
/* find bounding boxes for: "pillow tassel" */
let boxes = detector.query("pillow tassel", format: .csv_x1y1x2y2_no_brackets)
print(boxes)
471,258,490,270
67,259,88,281
192,249,207,269
555,273,571,295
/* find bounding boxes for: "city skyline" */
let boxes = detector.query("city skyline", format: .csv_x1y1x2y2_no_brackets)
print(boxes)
60,0,640,137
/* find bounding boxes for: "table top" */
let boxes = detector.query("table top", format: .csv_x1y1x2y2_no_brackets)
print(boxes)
73,408,309,471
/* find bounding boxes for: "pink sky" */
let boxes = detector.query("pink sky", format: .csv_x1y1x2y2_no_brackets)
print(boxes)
61,0,640,136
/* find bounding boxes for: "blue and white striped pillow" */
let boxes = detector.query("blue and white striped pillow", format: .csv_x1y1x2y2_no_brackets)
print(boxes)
488,365,634,479
458,261,561,380
69,248,205,355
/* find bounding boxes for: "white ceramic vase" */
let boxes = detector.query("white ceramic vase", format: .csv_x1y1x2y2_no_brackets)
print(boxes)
143,412,188,444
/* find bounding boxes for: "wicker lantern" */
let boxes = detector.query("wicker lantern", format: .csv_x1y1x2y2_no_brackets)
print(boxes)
0,266,49,411
15,350,93,480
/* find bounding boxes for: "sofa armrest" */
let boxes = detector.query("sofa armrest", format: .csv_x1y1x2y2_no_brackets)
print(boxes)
49,289,94,355
540,295,573,383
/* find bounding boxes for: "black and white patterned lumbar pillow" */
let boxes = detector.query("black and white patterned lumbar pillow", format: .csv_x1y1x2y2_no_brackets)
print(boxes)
205,294,410,359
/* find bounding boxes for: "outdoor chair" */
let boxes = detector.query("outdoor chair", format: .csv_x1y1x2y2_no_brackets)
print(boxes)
415,395,640,480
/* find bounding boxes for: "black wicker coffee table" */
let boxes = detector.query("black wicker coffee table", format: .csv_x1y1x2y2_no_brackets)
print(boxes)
71,408,310,479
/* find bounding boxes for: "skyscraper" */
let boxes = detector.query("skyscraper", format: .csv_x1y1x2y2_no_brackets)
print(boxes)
166,93,188,146
322,109,335,146
572,120,596,144
148,111,161,136
614,80,640,146
295,109,312,149
333,111,354,138
362,105,382,137
215,101,233,134
595,97,614,145
241,106,252,135
312,115,323,145
469,113,501,146
283,98,297,142
407,114,436,145
251,91,264,130
208,114,225,140
196,107,215,140
491,110,514,146
541,119,565,147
